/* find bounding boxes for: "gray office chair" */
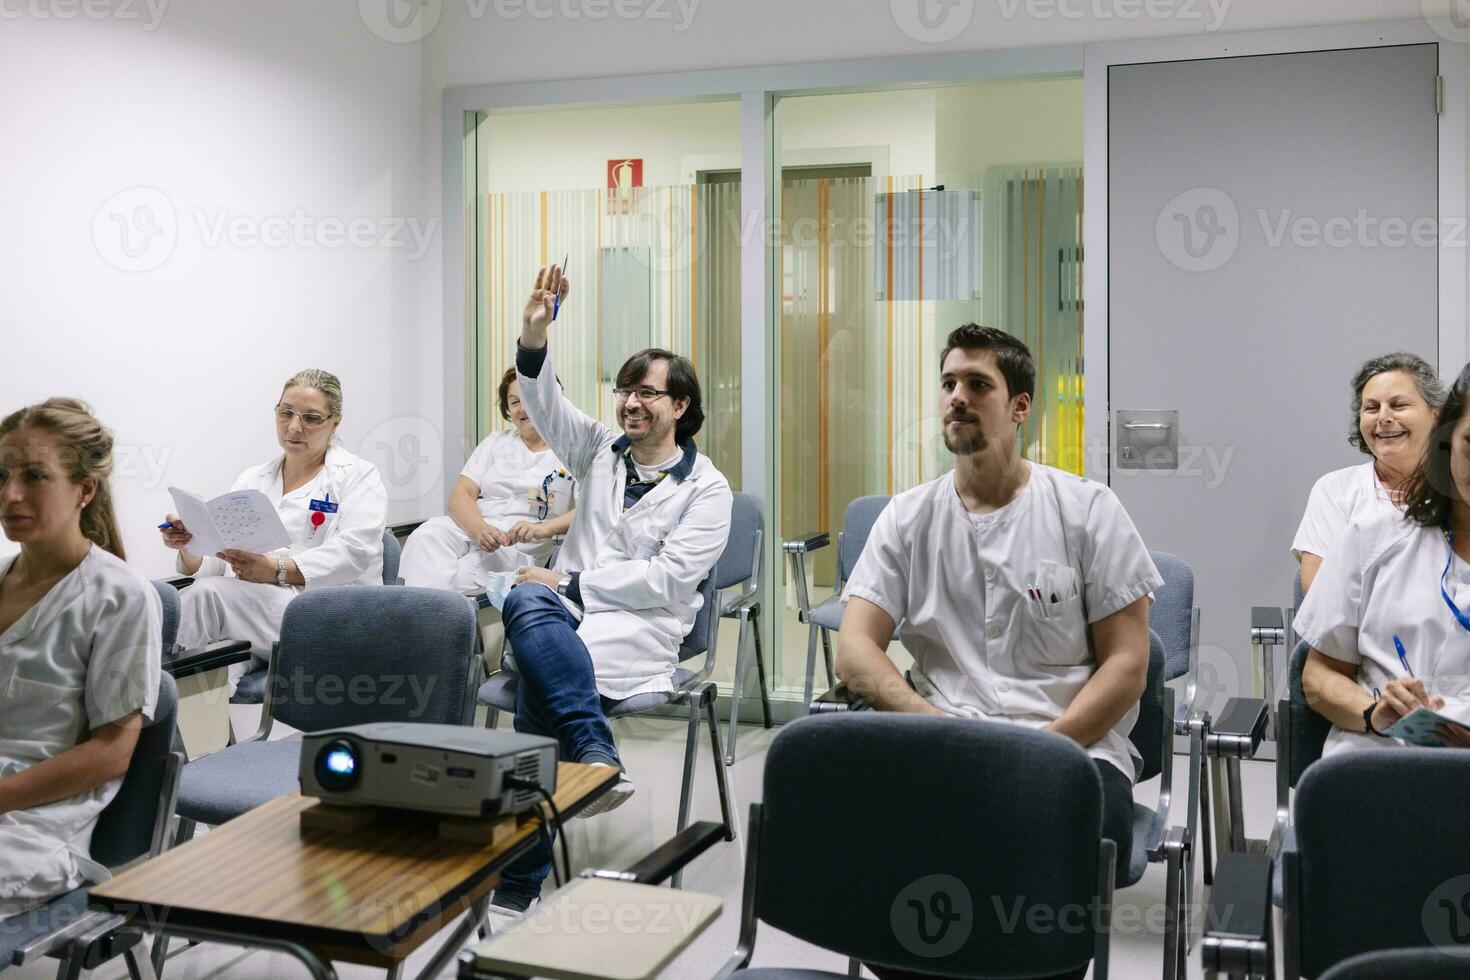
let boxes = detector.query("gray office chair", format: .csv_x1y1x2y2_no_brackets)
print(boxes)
4,673,182,978
1203,749,1470,979
231,527,402,704
717,493,768,765
782,494,891,704
477,574,737,864
174,586,480,827
1317,947,1470,979
713,713,1117,979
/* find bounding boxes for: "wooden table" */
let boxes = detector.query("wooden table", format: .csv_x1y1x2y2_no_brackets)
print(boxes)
90,762,619,980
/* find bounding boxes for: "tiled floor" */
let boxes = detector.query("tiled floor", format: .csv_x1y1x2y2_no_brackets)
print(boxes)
13,697,1281,980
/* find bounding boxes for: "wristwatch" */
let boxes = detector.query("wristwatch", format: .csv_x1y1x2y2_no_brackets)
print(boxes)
556,574,572,597
276,558,289,588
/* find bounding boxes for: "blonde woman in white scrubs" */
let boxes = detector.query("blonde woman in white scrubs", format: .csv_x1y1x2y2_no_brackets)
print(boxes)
1293,352,1444,594
0,399,161,916
1297,362,1470,754
399,368,575,593
161,369,387,690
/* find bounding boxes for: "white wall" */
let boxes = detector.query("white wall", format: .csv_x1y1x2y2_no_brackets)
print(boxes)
936,78,1083,186
0,1,435,576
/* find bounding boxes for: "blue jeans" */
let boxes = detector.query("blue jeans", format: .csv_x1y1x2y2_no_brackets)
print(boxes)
494,583,623,904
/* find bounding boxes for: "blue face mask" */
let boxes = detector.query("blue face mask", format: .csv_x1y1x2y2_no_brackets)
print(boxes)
483,570,517,611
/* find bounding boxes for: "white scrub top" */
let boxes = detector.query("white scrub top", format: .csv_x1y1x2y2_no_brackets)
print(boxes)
1294,509,1470,756
0,546,161,915
461,430,574,531
187,444,387,588
841,463,1163,782
1292,461,1401,561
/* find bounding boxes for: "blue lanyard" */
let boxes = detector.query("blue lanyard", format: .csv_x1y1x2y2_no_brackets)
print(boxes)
1441,528,1470,633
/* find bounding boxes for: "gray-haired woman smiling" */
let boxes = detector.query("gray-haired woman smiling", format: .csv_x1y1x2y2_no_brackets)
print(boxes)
1292,351,1445,594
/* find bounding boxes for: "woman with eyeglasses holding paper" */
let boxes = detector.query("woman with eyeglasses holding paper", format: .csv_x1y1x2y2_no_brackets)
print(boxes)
160,369,386,692
1296,362,1470,754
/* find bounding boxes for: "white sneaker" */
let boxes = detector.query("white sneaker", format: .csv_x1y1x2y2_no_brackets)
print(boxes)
577,762,636,818
485,894,539,935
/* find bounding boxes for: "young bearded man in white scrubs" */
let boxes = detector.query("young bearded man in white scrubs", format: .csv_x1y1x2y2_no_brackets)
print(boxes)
837,324,1162,888
485,263,733,927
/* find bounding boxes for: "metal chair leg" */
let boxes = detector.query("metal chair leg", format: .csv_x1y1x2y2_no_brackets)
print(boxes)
1162,837,1185,980
676,693,700,836
483,706,500,730
820,628,835,687
751,605,772,728
55,954,83,980
802,622,819,705
1199,749,1214,887
725,613,751,766
703,685,736,843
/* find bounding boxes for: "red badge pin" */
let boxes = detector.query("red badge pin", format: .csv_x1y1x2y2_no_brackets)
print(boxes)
311,511,326,528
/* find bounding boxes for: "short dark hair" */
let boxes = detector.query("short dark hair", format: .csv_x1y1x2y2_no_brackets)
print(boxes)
616,348,704,442
1405,362,1470,528
1347,351,1446,455
939,324,1034,400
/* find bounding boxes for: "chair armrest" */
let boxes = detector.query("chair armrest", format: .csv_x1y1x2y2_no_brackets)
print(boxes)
161,574,195,591
1250,605,1285,644
781,531,831,554
1200,852,1273,976
807,681,867,715
10,909,121,966
1205,696,1268,759
585,821,726,887
388,520,424,538
164,639,252,680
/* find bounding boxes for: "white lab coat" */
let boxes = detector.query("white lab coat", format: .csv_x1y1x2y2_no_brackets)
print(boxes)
517,348,733,700
1292,461,1401,562
176,444,387,676
841,464,1163,782
1294,509,1470,756
399,430,573,593
0,546,161,916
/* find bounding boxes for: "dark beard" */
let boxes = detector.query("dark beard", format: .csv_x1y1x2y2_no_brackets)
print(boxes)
943,422,985,456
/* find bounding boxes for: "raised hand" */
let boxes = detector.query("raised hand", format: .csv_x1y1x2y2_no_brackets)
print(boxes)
521,264,569,347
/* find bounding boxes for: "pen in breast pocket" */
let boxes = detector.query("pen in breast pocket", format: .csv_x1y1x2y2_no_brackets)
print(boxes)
1393,634,1415,677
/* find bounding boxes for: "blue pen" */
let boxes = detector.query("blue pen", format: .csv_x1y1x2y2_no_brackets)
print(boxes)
1393,634,1415,677
157,522,173,530
552,254,569,320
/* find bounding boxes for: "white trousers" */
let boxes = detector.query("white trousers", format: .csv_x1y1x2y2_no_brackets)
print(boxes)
177,576,295,694
398,516,535,593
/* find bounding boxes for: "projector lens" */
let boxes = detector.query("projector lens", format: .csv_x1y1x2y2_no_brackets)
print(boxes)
314,738,361,791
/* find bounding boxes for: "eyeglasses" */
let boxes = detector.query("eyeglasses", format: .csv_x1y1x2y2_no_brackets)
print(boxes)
613,386,671,403
275,407,333,428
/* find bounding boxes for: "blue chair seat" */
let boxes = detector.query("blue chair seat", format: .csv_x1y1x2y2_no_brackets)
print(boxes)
0,888,91,965
807,595,844,632
230,665,268,704
176,740,301,825
477,668,699,719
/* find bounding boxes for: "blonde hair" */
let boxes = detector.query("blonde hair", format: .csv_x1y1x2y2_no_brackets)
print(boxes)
0,397,126,559
281,368,343,419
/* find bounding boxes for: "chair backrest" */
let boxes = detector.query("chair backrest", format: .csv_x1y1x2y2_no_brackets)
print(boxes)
755,714,1107,977
1318,947,1470,980
713,492,761,592
1293,567,1304,613
677,575,720,664
91,672,179,867
1128,628,1168,784
1286,638,1331,788
151,580,180,657
381,527,401,586
1148,552,1194,681
268,586,478,732
1293,750,1470,977
837,495,891,583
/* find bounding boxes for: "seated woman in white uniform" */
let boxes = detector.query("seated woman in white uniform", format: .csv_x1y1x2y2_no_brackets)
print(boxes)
398,368,575,593
1296,362,1470,754
1293,351,1444,593
0,399,161,916
161,369,387,690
